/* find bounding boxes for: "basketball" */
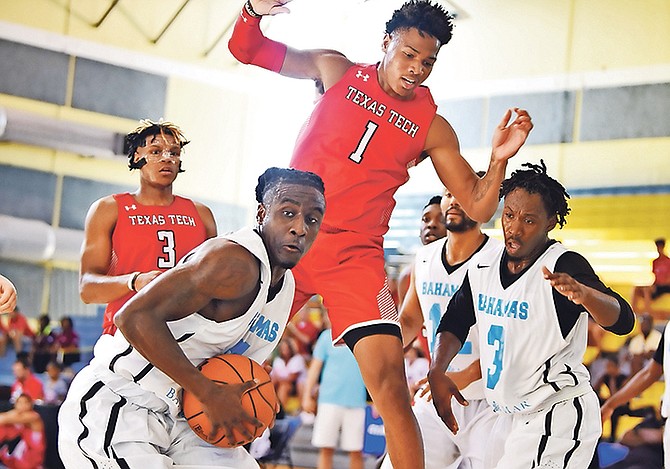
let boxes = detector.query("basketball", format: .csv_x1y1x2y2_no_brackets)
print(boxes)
182,354,277,448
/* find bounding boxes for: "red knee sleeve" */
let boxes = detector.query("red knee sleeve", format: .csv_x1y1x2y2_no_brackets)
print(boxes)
228,8,287,73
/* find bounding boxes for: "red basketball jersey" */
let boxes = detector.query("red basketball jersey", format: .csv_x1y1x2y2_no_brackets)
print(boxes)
102,193,208,334
290,63,437,236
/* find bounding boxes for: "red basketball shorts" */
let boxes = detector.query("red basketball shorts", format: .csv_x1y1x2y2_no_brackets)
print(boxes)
290,228,399,344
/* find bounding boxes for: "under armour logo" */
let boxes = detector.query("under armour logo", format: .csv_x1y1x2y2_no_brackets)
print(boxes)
124,204,137,211
355,70,369,82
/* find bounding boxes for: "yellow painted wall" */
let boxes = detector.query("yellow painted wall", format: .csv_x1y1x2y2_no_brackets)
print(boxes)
0,0,669,295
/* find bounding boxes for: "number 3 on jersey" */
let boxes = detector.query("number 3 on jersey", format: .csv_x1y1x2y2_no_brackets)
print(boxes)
157,230,176,268
349,121,378,164
486,324,504,390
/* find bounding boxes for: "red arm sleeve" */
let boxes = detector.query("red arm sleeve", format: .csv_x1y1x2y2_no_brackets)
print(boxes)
228,8,288,73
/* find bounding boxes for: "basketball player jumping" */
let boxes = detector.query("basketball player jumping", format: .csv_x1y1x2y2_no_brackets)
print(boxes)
228,2,533,466
58,168,326,469
429,161,635,467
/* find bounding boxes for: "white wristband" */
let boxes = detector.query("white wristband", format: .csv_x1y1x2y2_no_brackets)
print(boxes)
127,272,140,292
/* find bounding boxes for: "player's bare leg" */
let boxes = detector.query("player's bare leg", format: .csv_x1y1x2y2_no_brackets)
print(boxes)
352,333,424,469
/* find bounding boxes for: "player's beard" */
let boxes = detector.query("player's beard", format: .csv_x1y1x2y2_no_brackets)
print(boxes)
446,216,477,233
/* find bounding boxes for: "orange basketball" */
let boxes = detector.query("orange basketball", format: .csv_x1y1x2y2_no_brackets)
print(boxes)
182,354,277,448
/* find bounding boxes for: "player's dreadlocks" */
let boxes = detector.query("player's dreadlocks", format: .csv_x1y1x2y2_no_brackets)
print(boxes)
386,0,454,47
255,167,325,205
500,160,571,228
423,195,443,210
126,119,189,172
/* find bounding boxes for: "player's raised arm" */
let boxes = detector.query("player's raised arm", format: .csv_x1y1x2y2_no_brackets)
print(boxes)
427,108,532,223
228,0,353,88
399,266,424,348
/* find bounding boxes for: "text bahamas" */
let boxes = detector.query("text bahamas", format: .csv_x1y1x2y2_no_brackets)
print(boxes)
477,294,528,320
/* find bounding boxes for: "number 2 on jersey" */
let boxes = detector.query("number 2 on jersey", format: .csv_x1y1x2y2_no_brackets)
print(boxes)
349,121,378,164
157,230,176,268
486,324,504,389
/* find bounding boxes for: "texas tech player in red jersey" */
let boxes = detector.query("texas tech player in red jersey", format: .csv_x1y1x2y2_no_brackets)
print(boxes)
228,2,533,467
101,193,210,334
80,120,217,335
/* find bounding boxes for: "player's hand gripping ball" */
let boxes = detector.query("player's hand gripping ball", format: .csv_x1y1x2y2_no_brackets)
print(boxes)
183,354,278,448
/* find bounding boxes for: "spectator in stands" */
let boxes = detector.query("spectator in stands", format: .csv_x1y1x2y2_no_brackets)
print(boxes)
42,361,68,406
10,357,43,404
627,313,662,375
31,314,55,374
0,323,7,359
594,356,630,441
632,238,670,316
601,327,668,466
404,341,430,397
302,326,367,469
6,307,34,355
270,338,307,412
606,411,664,469
0,393,45,469
285,295,323,359
53,316,80,369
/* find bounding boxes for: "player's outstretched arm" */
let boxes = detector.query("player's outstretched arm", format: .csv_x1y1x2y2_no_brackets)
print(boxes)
301,357,323,414
541,266,634,331
0,274,17,313
228,0,353,89
115,238,264,441
399,267,424,348
428,330,468,434
601,358,662,423
426,109,531,223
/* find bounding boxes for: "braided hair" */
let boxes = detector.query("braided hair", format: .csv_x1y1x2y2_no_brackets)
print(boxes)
126,119,189,172
255,167,325,205
500,160,571,228
386,0,454,46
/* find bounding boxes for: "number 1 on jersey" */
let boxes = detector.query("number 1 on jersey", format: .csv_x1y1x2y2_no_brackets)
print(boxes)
349,121,378,164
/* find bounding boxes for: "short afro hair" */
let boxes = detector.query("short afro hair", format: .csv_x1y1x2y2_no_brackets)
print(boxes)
255,167,325,205
386,0,454,46
423,195,443,210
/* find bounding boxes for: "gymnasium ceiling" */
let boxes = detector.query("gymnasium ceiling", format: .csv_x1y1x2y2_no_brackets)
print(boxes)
2,0,469,87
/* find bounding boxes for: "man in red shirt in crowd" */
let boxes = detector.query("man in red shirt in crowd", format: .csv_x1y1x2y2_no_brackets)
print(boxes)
10,357,44,403
6,308,34,354
632,238,670,316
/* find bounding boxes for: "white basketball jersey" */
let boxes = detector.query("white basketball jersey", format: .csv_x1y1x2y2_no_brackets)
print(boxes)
89,226,295,417
414,236,501,400
661,324,670,418
468,241,591,414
